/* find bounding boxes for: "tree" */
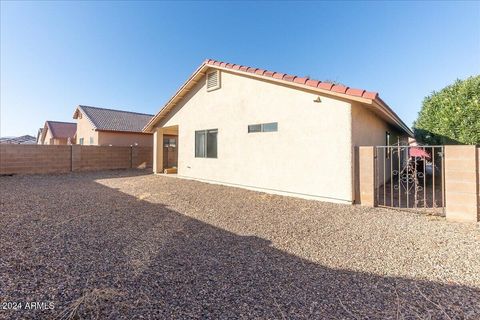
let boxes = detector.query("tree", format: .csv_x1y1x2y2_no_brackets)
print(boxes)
413,75,480,145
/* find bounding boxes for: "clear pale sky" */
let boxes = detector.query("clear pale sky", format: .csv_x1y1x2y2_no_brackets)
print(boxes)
1,1,479,137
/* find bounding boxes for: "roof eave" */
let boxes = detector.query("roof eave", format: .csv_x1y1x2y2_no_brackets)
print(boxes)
96,129,152,135
371,98,414,137
73,105,98,130
144,61,413,138
40,122,49,143
143,61,209,133
143,62,372,133
72,107,81,119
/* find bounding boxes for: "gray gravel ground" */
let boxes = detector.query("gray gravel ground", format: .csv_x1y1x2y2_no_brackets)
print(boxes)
0,170,479,319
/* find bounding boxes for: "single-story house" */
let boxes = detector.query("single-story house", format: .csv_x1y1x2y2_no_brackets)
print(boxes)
72,105,154,146
39,121,77,145
143,59,413,204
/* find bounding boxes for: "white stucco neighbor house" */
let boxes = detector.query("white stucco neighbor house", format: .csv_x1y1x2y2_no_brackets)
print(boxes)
143,59,413,204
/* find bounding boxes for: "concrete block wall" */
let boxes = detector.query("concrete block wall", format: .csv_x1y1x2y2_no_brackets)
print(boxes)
357,146,376,206
0,145,71,174
132,146,153,169
72,146,131,171
0,145,152,175
444,145,479,222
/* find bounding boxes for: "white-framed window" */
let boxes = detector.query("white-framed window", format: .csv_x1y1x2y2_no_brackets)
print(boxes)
206,70,221,91
79,138,84,145
89,137,94,145
195,129,217,158
248,122,278,133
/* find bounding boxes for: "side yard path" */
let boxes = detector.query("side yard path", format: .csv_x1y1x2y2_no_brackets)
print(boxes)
1,170,479,319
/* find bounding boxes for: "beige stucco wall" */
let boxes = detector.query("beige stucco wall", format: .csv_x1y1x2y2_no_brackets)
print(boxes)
351,103,397,147
43,129,53,145
75,113,98,145
53,138,69,145
42,130,72,145
97,131,153,147
155,70,355,203
351,102,408,202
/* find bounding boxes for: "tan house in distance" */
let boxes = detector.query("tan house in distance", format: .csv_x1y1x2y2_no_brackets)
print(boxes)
73,105,153,146
39,121,77,145
36,128,43,144
144,59,413,204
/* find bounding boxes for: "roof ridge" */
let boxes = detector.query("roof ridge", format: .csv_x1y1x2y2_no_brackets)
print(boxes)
204,59,378,100
46,120,76,125
78,105,154,117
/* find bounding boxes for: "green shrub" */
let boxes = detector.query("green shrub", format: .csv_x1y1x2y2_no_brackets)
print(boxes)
413,75,480,145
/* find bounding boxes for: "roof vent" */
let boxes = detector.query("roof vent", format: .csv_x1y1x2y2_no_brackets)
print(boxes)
206,70,221,91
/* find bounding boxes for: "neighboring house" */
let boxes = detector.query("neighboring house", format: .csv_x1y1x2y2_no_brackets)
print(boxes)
0,135,36,144
36,128,43,144
143,59,413,204
73,105,153,146
39,121,77,145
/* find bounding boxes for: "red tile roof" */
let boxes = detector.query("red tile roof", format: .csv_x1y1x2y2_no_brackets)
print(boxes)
204,59,378,100
46,121,76,139
143,59,413,137
74,105,153,133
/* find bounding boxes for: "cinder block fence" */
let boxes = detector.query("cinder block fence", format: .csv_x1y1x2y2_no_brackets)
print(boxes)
444,146,479,222
0,145,152,175
357,145,479,223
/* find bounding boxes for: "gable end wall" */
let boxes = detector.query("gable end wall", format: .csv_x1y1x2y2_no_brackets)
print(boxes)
156,70,354,203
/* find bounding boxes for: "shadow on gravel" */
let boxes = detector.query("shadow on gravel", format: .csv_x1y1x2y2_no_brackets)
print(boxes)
1,170,479,319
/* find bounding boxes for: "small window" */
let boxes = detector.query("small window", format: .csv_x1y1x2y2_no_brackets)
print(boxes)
248,124,262,133
89,137,94,145
263,122,278,132
248,122,278,133
79,138,84,145
195,131,206,157
206,70,221,91
195,129,217,158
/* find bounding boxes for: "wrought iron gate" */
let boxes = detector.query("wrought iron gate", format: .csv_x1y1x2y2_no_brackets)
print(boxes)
375,145,445,215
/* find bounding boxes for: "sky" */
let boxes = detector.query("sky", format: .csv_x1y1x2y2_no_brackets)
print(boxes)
1,1,479,137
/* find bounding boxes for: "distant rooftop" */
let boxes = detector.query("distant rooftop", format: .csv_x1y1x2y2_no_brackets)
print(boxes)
74,105,153,133
0,135,36,144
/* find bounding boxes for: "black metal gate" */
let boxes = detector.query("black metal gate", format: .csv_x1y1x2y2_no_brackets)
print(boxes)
375,145,445,215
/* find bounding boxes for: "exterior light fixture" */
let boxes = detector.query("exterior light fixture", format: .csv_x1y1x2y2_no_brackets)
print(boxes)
313,96,322,103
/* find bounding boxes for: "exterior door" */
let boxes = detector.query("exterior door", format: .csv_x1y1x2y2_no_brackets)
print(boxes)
163,136,178,169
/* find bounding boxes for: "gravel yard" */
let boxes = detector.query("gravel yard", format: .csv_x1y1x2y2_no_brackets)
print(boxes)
1,170,479,319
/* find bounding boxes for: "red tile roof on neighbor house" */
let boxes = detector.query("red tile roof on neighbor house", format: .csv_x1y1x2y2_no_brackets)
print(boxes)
46,121,77,138
204,59,379,100
73,105,153,133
